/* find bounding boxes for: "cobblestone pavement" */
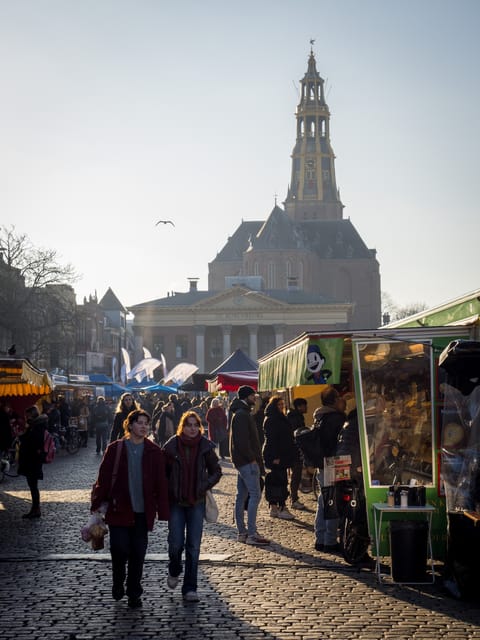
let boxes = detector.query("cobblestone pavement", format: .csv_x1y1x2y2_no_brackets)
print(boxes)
1,441,480,640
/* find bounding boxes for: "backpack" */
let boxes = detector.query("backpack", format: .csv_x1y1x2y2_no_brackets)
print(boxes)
43,429,56,463
295,427,325,467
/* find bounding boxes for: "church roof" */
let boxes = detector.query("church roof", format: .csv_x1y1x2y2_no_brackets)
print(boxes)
212,220,263,261
212,207,374,261
99,287,128,312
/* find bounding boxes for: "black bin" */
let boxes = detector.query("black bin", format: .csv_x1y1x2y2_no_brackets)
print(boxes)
389,520,428,582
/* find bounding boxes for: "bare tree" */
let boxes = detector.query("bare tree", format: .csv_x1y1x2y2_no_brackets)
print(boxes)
0,225,79,362
381,291,428,323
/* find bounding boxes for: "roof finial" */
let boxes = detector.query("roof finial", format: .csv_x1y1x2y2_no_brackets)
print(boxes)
274,192,278,206
310,38,315,54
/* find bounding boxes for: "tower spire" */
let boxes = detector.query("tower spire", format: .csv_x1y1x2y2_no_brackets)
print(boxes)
284,48,343,221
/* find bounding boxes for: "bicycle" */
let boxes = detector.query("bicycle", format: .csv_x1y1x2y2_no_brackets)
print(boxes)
55,423,80,454
337,480,371,565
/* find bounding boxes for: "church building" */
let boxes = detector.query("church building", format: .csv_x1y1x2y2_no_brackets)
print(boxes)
130,49,381,374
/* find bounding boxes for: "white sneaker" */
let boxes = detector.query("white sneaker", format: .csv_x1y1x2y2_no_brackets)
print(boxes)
291,500,306,510
277,507,295,520
167,573,179,589
270,505,279,518
183,591,200,602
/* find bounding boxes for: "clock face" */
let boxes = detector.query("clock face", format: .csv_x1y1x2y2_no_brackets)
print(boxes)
305,159,315,169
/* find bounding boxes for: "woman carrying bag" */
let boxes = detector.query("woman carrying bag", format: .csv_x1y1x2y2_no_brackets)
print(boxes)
163,411,222,602
262,396,295,520
91,409,169,608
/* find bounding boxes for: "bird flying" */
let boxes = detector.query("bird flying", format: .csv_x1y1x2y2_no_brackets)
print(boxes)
155,220,175,227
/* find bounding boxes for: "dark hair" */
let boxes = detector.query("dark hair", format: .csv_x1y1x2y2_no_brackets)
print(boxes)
122,409,150,436
293,397,307,409
177,411,205,436
266,395,285,412
320,386,339,407
25,405,39,419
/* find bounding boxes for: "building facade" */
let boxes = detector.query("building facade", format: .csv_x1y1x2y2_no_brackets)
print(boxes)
130,49,381,374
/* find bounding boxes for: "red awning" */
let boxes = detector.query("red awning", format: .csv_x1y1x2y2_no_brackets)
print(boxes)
207,370,258,393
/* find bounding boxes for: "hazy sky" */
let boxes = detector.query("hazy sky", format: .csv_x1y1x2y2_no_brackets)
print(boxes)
1,0,478,314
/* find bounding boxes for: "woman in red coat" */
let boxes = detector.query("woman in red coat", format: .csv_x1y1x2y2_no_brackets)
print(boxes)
91,409,169,608
206,397,229,459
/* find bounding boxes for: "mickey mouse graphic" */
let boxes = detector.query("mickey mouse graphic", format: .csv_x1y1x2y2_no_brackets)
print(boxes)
306,344,332,384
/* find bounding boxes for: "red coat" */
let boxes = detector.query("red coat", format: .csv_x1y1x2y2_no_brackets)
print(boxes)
91,437,169,529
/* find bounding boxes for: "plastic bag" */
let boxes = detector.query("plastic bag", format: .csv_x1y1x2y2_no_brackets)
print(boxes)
81,507,108,550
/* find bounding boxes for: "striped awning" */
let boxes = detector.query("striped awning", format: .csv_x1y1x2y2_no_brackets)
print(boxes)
0,358,53,397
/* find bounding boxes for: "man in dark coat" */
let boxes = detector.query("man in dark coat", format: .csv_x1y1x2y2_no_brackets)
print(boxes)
230,386,269,546
312,386,346,552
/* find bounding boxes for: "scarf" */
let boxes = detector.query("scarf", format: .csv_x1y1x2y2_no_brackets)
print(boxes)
177,432,202,505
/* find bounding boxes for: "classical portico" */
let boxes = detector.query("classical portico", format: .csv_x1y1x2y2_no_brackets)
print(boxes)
130,284,352,374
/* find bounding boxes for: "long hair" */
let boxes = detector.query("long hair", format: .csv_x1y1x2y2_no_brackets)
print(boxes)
265,395,285,413
177,411,205,436
115,392,139,415
122,409,151,437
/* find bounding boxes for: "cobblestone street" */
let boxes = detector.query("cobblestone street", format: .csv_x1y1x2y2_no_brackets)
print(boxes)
1,443,480,640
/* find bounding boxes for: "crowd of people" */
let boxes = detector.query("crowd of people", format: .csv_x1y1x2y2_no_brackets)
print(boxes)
3,383,362,606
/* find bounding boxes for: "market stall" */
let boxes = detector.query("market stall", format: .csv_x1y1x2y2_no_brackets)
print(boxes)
258,322,480,567
0,357,53,415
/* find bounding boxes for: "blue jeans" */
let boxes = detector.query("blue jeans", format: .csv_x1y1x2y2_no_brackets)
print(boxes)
109,512,148,600
168,501,205,595
234,462,262,536
314,470,339,546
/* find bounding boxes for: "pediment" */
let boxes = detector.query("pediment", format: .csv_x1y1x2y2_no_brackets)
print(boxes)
193,287,288,311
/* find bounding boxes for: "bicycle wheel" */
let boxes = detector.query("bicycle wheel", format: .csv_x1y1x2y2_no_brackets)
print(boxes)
341,516,370,565
66,430,80,454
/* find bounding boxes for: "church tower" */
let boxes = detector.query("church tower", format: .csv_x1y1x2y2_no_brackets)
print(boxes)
284,46,343,221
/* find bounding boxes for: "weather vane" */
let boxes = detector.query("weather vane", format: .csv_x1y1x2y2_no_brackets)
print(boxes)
310,38,315,53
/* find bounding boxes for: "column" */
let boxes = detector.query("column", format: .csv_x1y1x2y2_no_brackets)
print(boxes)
274,324,285,348
221,325,232,360
248,324,258,362
194,325,206,373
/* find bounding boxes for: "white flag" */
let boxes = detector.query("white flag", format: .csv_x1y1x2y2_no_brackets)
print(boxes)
121,348,131,375
127,358,162,382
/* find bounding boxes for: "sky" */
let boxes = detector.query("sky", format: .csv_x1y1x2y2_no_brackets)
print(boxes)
0,0,479,314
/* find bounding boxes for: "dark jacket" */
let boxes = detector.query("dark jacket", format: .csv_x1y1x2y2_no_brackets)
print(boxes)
18,414,48,479
229,398,264,473
91,437,170,530
156,408,176,445
286,408,305,431
336,409,362,481
110,409,129,442
92,401,110,428
163,435,221,504
313,405,345,469
262,404,295,469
